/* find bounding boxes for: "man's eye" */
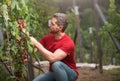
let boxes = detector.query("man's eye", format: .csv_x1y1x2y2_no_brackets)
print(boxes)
51,22,55,25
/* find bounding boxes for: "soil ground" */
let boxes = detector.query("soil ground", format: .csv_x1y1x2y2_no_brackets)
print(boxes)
34,64,120,81
76,67,120,81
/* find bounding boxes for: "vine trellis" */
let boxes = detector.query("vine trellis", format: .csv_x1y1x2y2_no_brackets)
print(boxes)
0,0,43,81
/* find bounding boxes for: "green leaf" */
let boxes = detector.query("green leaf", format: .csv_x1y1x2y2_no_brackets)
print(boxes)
0,53,3,58
1,4,9,21
12,31,16,36
9,75,16,79
15,34,21,40
12,0,20,10
27,40,34,54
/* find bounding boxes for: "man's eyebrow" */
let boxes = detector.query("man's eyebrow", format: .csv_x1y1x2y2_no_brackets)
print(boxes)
51,21,56,25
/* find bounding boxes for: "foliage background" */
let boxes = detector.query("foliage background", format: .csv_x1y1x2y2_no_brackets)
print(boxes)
0,0,120,81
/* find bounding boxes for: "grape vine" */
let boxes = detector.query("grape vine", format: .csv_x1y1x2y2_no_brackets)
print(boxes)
0,0,35,81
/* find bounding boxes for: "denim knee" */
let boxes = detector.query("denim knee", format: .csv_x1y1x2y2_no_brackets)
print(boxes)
52,61,62,71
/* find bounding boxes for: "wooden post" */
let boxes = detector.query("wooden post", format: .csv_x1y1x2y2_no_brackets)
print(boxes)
27,55,34,81
93,0,103,73
89,27,94,63
74,4,83,62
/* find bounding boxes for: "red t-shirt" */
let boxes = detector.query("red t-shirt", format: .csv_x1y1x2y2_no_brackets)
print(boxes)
40,33,79,77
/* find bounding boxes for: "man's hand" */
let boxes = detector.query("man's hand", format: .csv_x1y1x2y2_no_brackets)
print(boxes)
18,19,27,33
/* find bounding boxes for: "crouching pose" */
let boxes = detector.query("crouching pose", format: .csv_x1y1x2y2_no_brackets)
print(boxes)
19,13,79,81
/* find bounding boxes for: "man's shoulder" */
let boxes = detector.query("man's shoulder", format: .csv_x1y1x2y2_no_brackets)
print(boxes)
62,34,74,47
40,33,53,42
64,34,74,43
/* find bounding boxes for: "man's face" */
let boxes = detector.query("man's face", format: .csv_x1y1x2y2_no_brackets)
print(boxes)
48,18,61,34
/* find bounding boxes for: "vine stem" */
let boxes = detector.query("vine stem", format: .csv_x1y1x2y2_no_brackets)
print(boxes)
10,0,12,17
0,59,13,76
2,5,14,75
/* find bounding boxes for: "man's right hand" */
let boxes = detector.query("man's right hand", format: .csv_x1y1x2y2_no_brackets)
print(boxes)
18,19,26,33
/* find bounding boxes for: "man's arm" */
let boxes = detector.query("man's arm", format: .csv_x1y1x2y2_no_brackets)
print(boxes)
18,19,67,63
30,36,67,63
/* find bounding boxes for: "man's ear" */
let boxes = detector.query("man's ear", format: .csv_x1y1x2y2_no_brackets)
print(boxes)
59,25,63,31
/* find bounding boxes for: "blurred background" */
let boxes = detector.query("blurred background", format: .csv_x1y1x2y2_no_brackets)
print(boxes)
0,0,120,81
25,0,120,65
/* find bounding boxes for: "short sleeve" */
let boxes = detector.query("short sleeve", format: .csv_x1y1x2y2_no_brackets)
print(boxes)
60,41,74,56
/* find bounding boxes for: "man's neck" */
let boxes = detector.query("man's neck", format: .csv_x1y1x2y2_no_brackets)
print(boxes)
54,32,65,40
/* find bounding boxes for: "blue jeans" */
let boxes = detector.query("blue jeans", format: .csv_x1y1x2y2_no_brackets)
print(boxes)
33,61,77,81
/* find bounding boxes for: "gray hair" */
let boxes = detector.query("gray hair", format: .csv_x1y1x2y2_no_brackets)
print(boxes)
53,13,68,32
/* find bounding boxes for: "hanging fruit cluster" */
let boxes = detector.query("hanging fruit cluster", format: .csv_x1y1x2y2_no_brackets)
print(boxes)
0,0,35,80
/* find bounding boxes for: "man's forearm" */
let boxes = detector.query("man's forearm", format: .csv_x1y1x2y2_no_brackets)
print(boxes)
29,36,55,62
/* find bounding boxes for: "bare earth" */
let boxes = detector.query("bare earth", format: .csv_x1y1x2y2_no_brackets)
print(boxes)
34,61,120,81
76,67,120,81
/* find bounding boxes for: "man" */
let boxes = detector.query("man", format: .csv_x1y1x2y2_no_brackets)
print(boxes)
18,13,79,81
